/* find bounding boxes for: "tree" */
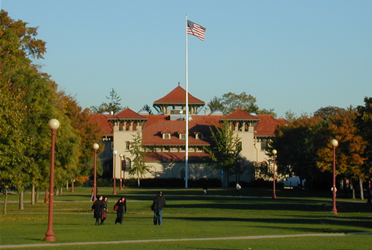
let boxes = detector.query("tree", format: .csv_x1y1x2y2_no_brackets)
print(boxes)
206,96,224,113
128,132,151,187
90,88,123,114
0,10,53,209
204,120,242,187
57,92,104,182
207,92,276,117
356,97,372,203
284,110,297,123
272,115,328,189
141,104,153,114
0,83,28,213
316,108,366,199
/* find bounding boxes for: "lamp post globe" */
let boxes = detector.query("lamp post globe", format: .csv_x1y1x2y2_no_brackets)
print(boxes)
93,143,99,150
48,119,60,130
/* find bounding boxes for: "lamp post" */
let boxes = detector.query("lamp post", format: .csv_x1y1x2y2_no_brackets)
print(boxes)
119,154,125,190
272,149,277,199
44,119,60,242
331,139,338,214
113,150,118,195
93,143,99,202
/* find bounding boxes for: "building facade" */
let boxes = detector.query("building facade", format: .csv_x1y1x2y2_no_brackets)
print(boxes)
91,84,286,184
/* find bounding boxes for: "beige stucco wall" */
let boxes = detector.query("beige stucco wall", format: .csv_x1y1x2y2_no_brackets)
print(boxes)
110,119,274,183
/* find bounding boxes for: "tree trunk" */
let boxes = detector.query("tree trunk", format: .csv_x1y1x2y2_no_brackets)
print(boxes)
359,177,364,200
31,184,35,205
66,181,69,191
44,189,49,203
137,177,140,187
36,191,39,203
19,191,24,210
367,180,371,204
350,180,356,199
3,189,8,215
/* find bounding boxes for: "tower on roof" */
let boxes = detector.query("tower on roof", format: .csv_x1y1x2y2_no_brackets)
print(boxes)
153,84,205,115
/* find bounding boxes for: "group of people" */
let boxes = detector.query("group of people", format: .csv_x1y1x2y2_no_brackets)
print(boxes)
91,191,166,226
91,195,109,225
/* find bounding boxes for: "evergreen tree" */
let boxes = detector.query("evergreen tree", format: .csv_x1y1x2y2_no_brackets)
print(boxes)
128,132,151,187
90,88,123,114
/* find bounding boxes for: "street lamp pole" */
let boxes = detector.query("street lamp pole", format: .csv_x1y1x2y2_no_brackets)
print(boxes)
272,149,277,199
119,154,124,190
93,143,99,202
44,119,60,242
331,139,338,214
113,150,118,195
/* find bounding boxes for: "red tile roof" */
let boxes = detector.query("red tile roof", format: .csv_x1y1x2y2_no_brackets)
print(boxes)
224,108,260,121
89,113,113,135
110,108,147,120
255,115,287,137
144,152,211,162
142,115,221,146
153,85,205,105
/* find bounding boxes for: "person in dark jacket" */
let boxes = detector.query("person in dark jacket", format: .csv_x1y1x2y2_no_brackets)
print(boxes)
101,196,108,225
151,191,166,225
91,195,104,225
114,197,127,224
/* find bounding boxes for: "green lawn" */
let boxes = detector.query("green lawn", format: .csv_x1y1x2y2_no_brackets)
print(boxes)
0,187,371,249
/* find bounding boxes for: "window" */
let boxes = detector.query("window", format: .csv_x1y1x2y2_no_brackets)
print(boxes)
163,133,171,139
195,133,203,140
125,141,130,151
179,133,186,139
261,139,268,151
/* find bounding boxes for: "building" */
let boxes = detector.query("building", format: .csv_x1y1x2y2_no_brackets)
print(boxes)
91,84,286,185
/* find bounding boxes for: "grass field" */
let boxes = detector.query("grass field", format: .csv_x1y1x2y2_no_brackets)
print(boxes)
0,187,371,249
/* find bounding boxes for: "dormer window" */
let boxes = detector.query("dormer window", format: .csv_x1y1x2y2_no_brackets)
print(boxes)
163,133,171,140
178,130,186,140
195,132,203,140
161,129,172,140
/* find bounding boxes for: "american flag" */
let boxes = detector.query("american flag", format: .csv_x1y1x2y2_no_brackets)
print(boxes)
187,20,206,41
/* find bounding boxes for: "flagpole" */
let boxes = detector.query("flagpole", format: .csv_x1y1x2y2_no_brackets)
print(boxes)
185,14,189,189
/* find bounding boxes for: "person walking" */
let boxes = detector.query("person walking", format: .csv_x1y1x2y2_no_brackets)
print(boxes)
151,191,166,225
114,197,127,224
101,196,108,225
91,195,104,225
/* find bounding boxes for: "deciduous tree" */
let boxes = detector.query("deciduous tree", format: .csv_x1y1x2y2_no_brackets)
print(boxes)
204,120,242,187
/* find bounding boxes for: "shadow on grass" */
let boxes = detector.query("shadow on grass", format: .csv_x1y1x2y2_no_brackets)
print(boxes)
166,200,372,213
165,216,372,230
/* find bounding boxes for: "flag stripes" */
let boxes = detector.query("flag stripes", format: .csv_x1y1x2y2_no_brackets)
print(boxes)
187,20,206,41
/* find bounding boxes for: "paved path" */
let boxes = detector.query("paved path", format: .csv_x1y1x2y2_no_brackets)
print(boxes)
2,232,371,249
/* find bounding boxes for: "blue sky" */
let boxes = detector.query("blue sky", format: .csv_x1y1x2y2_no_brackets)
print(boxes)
2,0,371,118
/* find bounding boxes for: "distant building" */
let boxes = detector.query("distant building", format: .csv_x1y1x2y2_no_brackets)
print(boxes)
90,84,286,184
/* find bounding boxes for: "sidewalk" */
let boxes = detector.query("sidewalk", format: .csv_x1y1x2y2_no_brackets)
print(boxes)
2,232,370,249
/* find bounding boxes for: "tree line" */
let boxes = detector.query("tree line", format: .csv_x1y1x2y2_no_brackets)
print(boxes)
0,10,104,211
271,101,372,202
